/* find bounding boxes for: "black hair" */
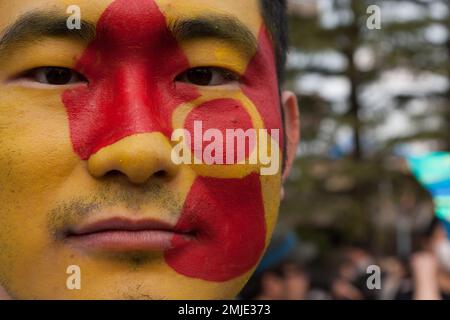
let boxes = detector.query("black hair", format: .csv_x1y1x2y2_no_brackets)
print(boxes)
260,0,289,84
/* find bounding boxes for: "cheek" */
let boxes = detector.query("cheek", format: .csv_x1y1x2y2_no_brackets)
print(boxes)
0,88,78,196
242,26,284,149
184,98,256,164
0,88,78,278
165,173,267,282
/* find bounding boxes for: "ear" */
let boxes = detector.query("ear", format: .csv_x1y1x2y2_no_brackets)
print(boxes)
281,91,300,183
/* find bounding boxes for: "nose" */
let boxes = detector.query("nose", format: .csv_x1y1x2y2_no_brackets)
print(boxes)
87,133,179,184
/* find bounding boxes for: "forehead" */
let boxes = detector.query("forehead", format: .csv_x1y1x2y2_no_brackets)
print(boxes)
0,0,263,38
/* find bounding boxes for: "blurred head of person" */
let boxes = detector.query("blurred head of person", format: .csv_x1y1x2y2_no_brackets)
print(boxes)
329,246,377,300
239,229,310,300
239,260,310,300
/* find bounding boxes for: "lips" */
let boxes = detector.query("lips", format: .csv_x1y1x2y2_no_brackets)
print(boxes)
65,217,195,252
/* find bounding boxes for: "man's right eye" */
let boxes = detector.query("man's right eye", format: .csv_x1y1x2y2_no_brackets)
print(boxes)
20,67,87,86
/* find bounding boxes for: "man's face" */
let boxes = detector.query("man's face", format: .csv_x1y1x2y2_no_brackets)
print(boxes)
0,0,289,299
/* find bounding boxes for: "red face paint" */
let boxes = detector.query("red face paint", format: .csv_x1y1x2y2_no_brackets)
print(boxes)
184,98,255,164
62,0,281,282
62,0,199,159
165,29,282,282
166,173,266,282
242,27,284,149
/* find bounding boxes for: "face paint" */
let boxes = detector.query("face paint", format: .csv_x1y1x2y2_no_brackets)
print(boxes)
166,173,266,281
242,27,284,148
60,0,283,283
0,0,285,298
184,98,255,164
164,27,282,281
62,0,200,159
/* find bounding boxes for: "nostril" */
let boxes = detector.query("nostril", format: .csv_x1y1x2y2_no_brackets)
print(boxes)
154,170,167,178
105,170,125,179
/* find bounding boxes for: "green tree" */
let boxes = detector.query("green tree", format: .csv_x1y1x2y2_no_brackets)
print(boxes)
283,0,449,256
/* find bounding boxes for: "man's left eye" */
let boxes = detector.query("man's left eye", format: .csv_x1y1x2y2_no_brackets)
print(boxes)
176,67,240,86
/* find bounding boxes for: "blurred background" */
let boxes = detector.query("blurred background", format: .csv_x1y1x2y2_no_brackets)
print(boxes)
240,0,450,300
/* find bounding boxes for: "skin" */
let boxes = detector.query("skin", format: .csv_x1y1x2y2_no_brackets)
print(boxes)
412,225,450,300
0,0,300,299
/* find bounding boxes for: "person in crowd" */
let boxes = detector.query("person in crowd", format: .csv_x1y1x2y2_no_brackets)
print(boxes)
395,217,450,300
239,229,311,300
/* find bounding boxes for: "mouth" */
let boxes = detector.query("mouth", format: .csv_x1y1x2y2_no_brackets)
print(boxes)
64,217,195,252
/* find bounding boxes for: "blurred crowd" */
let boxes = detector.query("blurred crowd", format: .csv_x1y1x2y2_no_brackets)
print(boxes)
238,217,450,300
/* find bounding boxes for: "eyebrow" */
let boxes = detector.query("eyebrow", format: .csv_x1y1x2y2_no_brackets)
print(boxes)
169,15,258,58
0,11,96,58
0,11,257,59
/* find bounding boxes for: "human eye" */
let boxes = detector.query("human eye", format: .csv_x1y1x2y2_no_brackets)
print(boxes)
176,67,240,87
11,66,87,87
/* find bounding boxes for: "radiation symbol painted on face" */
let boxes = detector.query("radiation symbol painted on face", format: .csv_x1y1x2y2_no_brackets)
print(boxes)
61,0,284,282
